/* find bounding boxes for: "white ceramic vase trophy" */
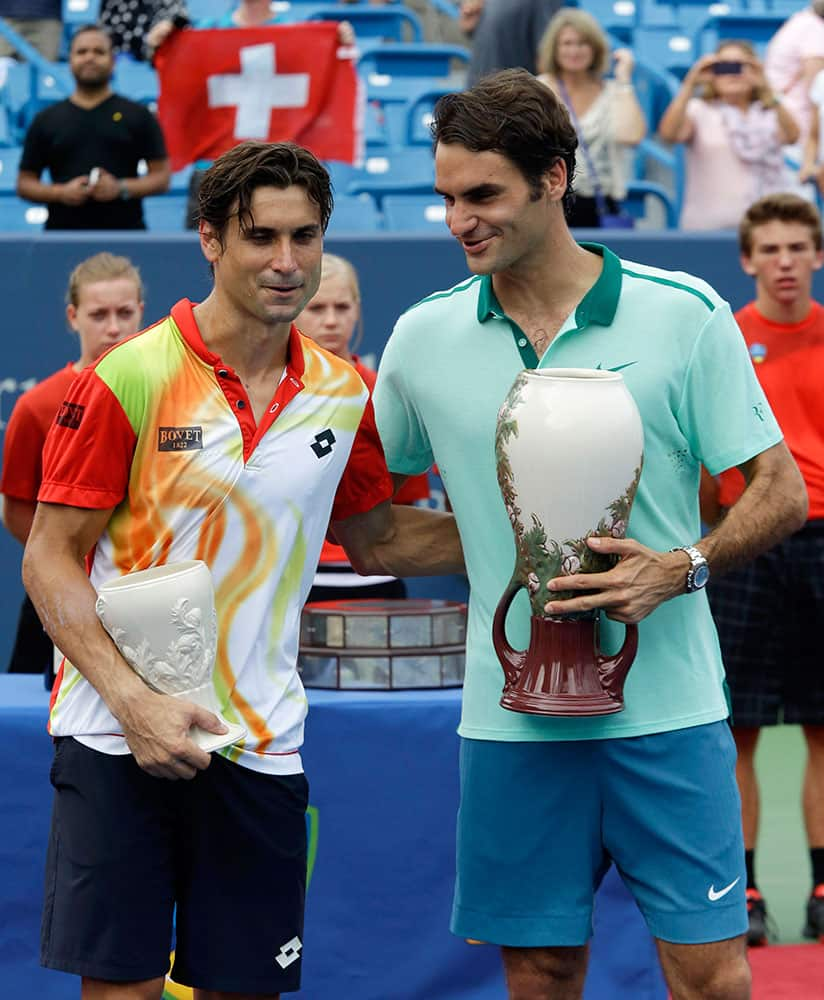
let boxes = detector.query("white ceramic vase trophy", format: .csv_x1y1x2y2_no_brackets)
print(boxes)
493,368,644,716
95,560,246,752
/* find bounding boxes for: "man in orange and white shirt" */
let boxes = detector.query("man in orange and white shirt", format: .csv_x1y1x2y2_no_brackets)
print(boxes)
23,140,463,1000
702,193,824,948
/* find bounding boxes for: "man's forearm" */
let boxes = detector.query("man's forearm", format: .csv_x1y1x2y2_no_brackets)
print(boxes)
698,442,807,576
345,505,465,578
123,170,170,198
22,540,146,717
17,175,65,205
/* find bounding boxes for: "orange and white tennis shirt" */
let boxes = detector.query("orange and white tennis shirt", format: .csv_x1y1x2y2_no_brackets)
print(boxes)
39,299,393,774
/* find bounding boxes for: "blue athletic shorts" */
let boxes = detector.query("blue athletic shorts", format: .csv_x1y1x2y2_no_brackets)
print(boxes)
451,721,747,946
41,737,308,992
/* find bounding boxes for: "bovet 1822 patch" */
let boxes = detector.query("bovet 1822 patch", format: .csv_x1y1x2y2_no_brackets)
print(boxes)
158,426,203,451
55,401,85,430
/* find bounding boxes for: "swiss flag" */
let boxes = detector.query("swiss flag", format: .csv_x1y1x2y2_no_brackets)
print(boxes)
155,23,363,171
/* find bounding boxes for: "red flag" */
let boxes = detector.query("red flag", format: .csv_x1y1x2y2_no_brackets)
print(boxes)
155,24,363,171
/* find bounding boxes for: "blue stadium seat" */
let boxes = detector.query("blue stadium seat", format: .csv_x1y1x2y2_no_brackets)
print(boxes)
113,58,159,108
382,193,446,232
694,12,787,56
62,0,101,26
169,164,194,194
0,147,21,190
633,25,694,78
403,84,452,145
583,0,638,43
143,194,188,231
184,0,233,21
326,192,383,234
304,5,424,43
0,192,48,231
325,159,358,194
0,107,13,148
624,179,678,228
348,148,435,205
357,42,469,83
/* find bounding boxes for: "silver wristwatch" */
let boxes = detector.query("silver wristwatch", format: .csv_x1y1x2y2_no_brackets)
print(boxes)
670,545,710,593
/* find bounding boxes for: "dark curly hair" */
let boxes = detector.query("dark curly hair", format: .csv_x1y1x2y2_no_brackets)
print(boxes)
431,68,579,215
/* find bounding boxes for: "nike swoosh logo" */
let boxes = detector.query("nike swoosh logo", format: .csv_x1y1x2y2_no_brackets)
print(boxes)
594,361,638,372
707,877,741,901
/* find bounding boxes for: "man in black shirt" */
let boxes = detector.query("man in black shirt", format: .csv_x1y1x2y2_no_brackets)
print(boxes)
17,24,170,229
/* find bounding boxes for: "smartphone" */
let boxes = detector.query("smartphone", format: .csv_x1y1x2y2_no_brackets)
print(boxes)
88,167,101,186
713,60,744,75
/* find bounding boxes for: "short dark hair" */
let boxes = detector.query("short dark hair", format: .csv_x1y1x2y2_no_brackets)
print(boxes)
739,193,823,255
431,68,578,215
198,141,334,244
69,23,113,51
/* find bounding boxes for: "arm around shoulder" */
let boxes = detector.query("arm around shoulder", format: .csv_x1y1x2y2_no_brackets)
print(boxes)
331,501,464,579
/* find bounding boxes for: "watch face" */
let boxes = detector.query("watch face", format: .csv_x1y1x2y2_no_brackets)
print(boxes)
692,563,710,590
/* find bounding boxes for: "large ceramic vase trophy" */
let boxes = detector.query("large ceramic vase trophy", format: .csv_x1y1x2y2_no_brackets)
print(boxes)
95,560,246,751
493,368,644,716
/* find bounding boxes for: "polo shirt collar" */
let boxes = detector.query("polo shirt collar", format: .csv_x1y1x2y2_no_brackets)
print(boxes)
476,242,622,330
170,298,306,380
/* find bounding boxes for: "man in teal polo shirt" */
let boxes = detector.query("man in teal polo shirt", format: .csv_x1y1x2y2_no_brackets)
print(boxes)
373,69,808,999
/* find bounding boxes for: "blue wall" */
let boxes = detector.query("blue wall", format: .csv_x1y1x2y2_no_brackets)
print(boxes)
2,230,821,669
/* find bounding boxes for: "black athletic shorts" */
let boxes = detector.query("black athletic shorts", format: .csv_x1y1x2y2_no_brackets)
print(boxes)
708,520,824,727
41,737,308,992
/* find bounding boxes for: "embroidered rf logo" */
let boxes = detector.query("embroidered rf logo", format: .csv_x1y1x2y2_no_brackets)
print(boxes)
311,429,336,458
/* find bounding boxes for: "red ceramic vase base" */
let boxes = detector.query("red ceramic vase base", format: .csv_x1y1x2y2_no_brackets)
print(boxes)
493,612,638,718
500,689,624,716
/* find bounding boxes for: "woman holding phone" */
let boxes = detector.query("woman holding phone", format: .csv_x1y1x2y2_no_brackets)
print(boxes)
659,40,799,229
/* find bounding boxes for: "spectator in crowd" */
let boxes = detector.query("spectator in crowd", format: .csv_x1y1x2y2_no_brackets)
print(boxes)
373,67,808,999
16,24,170,230
0,0,61,61
0,253,144,682
701,193,824,948
765,0,824,145
296,252,430,603
659,41,798,231
100,0,189,62
800,63,824,191
466,0,560,85
536,9,645,228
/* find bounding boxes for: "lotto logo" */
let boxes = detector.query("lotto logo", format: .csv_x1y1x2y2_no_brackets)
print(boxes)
310,429,336,458
275,936,302,969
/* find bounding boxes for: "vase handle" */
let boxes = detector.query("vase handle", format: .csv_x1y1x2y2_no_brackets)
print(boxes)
596,622,639,703
492,577,527,689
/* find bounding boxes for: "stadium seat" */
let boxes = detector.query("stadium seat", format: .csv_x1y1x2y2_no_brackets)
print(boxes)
0,192,47,231
184,0,233,21
304,5,424,43
326,192,383,234
693,12,787,55
169,164,195,194
0,107,13,148
624,179,678,228
62,0,101,23
0,147,21,190
348,148,435,205
113,58,159,108
584,0,638,43
633,25,694,78
403,84,452,145
357,42,469,83
382,193,446,232
143,194,188,231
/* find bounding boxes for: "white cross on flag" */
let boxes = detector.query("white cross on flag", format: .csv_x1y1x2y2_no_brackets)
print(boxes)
155,23,362,171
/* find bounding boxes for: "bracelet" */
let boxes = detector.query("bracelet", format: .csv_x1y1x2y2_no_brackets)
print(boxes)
118,179,130,200
614,81,634,92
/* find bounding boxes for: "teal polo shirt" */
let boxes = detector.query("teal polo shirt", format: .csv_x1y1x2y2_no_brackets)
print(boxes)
373,245,783,741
